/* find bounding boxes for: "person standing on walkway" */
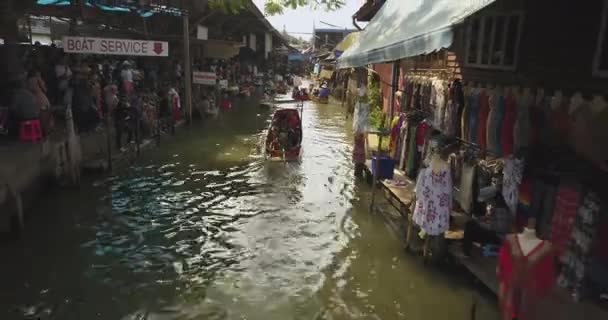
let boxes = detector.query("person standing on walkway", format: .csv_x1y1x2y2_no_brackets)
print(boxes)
9,76,40,136
26,69,52,134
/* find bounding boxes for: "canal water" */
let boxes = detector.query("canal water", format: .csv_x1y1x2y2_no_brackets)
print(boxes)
0,99,499,320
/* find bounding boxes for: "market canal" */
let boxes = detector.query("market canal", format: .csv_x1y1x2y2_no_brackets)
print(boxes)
0,98,499,319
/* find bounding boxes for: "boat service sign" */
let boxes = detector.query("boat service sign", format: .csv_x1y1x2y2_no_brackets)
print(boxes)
62,36,169,57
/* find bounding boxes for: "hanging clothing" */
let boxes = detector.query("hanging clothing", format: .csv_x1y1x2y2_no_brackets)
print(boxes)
514,94,531,153
532,179,558,240
486,91,504,156
413,166,453,236
501,92,517,156
498,235,556,320
516,176,533,230
406,124,419,177
468,89,481,143
550,107,572,144
493,94,506,156
550,184,582,259
502,156,525,215
433,81,447,131
569,105,608,171
452,80,465,139
477,90,490,150
461,88,472,141
459,162,477,213
352,87,370,134
557,191,602,300
486,93,500,155
389,115,404,158
416,121,430,151
399,122,410,170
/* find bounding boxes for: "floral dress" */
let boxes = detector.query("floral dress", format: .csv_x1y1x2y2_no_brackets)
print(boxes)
413,167,453,236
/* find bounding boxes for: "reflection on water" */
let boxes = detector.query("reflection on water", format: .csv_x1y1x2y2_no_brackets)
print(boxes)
0,98,498,319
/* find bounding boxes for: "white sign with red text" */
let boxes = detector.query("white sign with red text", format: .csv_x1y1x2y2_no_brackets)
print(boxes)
193,71,217,85
62,36,169,57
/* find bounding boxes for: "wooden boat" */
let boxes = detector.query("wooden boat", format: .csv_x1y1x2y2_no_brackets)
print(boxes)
265,106,303,161
291,88,310,101
311,95,328,104
276,82,289,94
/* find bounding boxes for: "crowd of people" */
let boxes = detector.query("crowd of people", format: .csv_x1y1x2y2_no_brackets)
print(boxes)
0,43,187,151
0,41,300,153
267,110,301,152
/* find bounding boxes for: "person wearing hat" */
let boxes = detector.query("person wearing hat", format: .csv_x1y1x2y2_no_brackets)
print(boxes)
319,82,330,99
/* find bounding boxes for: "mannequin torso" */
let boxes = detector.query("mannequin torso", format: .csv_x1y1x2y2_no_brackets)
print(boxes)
429,154,448,173
517,227,543,255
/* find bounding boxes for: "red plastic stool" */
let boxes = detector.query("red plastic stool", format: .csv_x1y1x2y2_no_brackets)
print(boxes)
19,120,42,143
221,100,232,110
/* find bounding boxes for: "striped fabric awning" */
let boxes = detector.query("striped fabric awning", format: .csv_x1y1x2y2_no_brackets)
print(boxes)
338,0,496,68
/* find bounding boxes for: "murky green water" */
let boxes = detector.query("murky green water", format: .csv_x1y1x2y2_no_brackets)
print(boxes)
0,98,498,319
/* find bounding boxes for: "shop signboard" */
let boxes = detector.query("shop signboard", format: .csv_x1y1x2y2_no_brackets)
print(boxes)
219,80,228,89
62,36,169,57
193,71,217,85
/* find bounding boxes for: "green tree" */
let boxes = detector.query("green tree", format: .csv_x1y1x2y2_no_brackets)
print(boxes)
209,0,345,15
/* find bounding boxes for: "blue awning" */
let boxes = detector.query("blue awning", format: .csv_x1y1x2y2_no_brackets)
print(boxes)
36,0,181,17
338,0,496,68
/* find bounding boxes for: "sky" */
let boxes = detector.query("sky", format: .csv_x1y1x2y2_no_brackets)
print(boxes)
252,0,365,40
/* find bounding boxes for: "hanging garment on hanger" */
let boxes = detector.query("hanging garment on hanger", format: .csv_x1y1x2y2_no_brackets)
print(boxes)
353,87,370,134
549,96,572,145
452,80,465,138
477,90,490,150
558,191,602,299
550,183,582,259
501,91,517,157
532,178,558,240
416,120,430,152
389,115,404,158
468,88,481,143
498,235,556,320
399,121,411,171
413,166,453,236
421,80,432,111
461,88,472,141
395,116,408,162
404,78,412,111
529,96,551,147
435,81,447,130
502,156,525,215
515,176,533,230
488,94,506,156
459,161,477,213
569,102,608,170
514,93,531,153
444,84,456,136
406,123,419,177
487,93,499,155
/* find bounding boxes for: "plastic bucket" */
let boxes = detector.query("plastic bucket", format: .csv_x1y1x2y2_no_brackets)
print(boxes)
371,155,395,180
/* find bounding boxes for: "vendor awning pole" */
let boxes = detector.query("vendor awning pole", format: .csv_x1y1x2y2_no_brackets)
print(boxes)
389,61,399,120
183,11,193,124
